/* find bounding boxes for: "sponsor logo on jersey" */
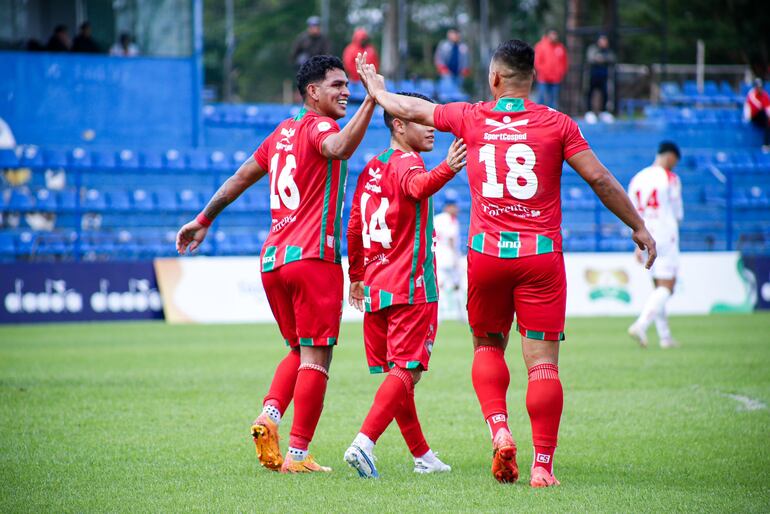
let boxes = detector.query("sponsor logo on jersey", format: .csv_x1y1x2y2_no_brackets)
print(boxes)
481,202,541,218
271,214,296,232
536,453,551,464
364,182,381,193
483,117,529,141
276,127,295,151
498,239,521,250
368,167,382,180
317,121,332,132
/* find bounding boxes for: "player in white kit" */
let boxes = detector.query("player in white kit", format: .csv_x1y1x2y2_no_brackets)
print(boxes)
627,141,683,349
433,190,466,320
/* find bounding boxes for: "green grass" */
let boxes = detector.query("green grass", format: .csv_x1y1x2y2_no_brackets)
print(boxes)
1,314,769,513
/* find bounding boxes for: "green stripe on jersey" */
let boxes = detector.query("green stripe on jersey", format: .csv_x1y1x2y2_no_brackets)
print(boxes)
379,290,393,309
332,160,348,263
364,285,372,313
262,246,277,272
377,148,395,163
422,197,438,301
284,245,303,264
319,160,333,259
470,233,485,253
498,232,521,258
536,234,555,255
299,337,314,346
408,203,422,303
368,365,388,374
492,98,525,112
293,107,307,121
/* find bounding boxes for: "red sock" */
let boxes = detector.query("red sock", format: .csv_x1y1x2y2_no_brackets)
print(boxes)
288,363,329,451
526,363,563,474
472,345,510,438
263,349,300,413
395,389,430,457
361,367,413,443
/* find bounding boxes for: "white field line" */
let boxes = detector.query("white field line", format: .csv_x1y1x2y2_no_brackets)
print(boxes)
720,392,767,411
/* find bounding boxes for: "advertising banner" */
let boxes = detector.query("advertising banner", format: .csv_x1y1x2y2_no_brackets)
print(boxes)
742,255,770,310
154,257,364,324
0,261,163,323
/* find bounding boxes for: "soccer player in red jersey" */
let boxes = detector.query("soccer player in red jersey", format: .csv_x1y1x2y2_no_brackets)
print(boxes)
355,41,656,486
343,92,467,478
176,55,376,473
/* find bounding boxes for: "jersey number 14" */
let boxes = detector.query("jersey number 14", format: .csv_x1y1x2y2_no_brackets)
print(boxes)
361,192,392,249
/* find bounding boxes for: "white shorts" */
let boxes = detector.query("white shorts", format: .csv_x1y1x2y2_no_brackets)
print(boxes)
650,242,679,280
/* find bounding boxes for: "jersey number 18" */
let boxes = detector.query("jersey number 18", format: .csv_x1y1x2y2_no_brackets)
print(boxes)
479,143,538,200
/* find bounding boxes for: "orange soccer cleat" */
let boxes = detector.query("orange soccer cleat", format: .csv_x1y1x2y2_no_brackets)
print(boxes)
280,453,332,474
491,429,518,484
530,465,560,487
251,413,283,471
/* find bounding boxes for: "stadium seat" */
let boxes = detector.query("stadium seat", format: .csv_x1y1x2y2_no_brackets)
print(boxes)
140,150,163,172
163,149,185,170
186,149,208,171
154,189,179,211
117,149,140,170
57,189,79,212
19,146,43,168
209,150,231,172
178,189,204,211
0,231,15,258
43,149,68,168
68,147,92,169
92,150,117,170
8,189,33,211
0,148,19,168
82,189,107,211
34,189,57,211
132,189,155,211
106,189,132,211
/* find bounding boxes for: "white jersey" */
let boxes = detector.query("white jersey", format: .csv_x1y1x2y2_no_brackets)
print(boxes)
433,212,461,270
628,165,683,248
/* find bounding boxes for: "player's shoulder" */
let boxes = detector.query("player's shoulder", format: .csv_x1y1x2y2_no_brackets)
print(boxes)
294,108,339,132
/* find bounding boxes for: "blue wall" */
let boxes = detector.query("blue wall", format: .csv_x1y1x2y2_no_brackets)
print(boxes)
0,51,199,149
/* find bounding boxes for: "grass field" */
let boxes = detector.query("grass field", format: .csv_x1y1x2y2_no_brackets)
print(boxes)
1,314,769,512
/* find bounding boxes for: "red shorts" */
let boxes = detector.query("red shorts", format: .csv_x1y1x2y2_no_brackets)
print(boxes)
261,259,343,348
363,302,438,373
467,251,566,341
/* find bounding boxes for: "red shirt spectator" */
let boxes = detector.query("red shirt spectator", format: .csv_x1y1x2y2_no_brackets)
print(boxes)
343,28,379,82
534,31,568,84
744,83,770,119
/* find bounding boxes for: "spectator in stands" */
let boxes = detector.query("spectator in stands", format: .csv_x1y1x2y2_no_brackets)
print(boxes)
584,34,616,124
534,29,568,109
110,33,139,57
46,25,71,52
743,78,770,152
535,29,567,109
343,27,379,82
71,21,100,53
434,28,470,87
291,16,331,72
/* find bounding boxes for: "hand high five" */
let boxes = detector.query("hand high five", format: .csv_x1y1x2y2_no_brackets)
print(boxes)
355,52,386,100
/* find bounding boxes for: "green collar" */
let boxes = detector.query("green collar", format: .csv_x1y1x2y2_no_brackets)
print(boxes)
377,148,395,163
294,106,308,121
492,97,525,112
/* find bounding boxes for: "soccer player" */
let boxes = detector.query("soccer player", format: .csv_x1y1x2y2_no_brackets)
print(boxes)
176,55,376,473
433,192,466,320
628,141,684,349
343,92,467,478
355,41,656,487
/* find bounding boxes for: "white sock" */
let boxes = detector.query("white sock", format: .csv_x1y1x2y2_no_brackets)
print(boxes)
352,432,375,453
655,310,671,341
417,449,437,462
288,447,308,461
635,286,671,332
262,404,281,425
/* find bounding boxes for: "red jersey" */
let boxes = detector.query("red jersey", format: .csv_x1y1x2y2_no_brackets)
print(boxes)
348,149,454,312
253,107,348,272
433,97,590,258
745,87,770,119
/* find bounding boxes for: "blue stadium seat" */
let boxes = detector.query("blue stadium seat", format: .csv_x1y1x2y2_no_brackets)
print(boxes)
178,189,204,211
82,189,107,211
0,148,19,168
154,189,179,211
416,79,436,98
187,149,208,171
117,149,140,170
16,231,35,255
163,149,185,171
140,150,163,172
106,189,132,211
92,150,117,170
68,147,92,169
349,81,367,103
436,76,469,102
0,232,15,258
57,189,79,212
19,146,43,168
34,189,57,211
8,189,33,211
209,150,231,172
132,189,155,211
43,149,68,168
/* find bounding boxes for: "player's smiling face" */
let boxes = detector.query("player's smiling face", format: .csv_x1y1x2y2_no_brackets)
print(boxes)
308,68,350,120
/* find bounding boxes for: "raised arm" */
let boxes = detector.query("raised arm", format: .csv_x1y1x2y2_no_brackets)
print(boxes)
568,149,657,269
356,52,437,126
400,139,467,201
321,95,377,160
176,156,266,254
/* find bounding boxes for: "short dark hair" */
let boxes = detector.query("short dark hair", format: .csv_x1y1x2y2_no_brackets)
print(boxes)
296,55,345,98
383,91,435,132
657,140,681,159
492,39,535,82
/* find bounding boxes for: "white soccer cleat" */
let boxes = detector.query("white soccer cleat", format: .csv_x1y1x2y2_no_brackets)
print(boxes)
659,338,680,349
627,323,648,348
414,454,451,474
344,444,379,478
